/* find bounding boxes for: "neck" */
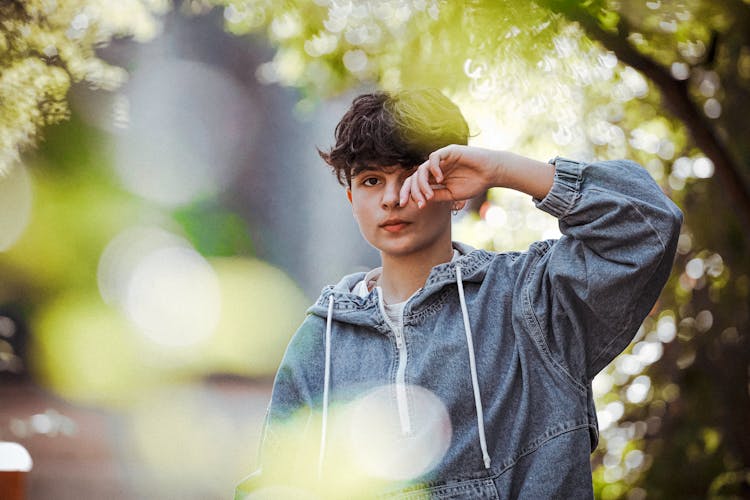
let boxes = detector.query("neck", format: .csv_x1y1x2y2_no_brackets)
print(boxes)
378,239,454,304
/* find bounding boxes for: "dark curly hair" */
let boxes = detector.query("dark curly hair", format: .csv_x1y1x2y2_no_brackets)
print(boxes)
318,89,470,186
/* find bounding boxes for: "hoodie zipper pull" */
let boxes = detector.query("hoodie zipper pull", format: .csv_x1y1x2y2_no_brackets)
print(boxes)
394,329,404,349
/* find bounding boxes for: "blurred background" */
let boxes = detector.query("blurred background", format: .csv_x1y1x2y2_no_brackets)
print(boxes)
1,0,748,498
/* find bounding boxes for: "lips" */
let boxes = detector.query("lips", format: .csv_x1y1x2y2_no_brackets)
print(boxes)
380,219,411,233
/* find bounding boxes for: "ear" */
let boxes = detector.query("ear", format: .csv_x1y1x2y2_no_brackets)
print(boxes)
346,188,353,204
453,200,468,211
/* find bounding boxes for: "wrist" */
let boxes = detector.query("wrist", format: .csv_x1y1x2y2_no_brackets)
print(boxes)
491,151,555,199
489,150,510,188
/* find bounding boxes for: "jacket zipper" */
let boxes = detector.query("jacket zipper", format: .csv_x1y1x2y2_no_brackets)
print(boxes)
377,288,411,435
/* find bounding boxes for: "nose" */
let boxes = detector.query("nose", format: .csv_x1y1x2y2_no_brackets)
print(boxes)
381,179,401,210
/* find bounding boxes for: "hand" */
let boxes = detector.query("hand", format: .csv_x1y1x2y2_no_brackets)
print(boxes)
399,145,503,208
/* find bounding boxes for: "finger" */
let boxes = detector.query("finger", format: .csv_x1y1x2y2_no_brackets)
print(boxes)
416,164,434,200
429,148,448,178
428,157,444,184
399,176,412,207
430,152,442,182
410,171,426,208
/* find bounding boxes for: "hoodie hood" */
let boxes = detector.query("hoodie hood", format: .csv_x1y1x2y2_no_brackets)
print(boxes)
307,241,494,327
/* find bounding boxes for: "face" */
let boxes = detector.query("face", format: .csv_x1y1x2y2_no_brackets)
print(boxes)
347,165,455,259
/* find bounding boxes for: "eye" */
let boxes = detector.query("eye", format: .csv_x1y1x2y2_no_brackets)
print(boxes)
362,177,381,186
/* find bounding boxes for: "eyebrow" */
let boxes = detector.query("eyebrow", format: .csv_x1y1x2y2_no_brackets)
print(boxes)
351,165,381,178
351,164,415,178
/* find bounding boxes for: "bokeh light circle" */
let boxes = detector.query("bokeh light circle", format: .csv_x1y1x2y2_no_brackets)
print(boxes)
114,58,257,206
345,384,451,481
125,245,221,347
207,257,309,377
98,226,222,347
98,226,191,307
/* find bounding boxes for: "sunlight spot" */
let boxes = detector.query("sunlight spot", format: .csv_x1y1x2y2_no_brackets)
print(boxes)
305,31,338,57
599,52,618,69
29,413,53,435
98,226,190,307
484,205,507,228
624,449,645,469
345,384,451,481
626,375,651,403
692,157,714,178
704,98,722,119
658,20,677,33
677,233,692,254
592,372,614,398
695,310,713,332
656,315,677,343
114,59,255,206
270,12,302,40
615,354,642,376
699,78,716,97
343,49,368,72
685,258,704,280
670,61,690,80
621,67,649,97
125,246,221,347
633,340,663,365
705,253,723,277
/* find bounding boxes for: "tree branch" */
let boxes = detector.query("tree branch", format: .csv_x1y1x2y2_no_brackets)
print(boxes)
541,0,750,232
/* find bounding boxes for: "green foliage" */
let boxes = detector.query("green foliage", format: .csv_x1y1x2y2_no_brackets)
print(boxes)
172,202,256,257
0,0,169,174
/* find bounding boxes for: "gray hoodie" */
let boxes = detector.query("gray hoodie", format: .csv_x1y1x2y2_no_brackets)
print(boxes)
235,157,683,499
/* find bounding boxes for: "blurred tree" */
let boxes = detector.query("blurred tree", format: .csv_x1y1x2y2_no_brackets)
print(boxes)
205,0,750,497
0,0,168,174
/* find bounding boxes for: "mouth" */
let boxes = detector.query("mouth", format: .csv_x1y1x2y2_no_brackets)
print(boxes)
380,219,410,233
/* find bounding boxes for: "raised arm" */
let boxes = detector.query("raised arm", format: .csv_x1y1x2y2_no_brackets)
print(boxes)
525,156,682,382
398,145,555,206
401,148,683,382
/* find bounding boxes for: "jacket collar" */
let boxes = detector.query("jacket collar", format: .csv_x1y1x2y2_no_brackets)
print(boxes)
307,242,494,326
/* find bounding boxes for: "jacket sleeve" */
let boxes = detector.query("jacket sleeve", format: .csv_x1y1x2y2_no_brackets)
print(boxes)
523,157,683,384
234,316,322,499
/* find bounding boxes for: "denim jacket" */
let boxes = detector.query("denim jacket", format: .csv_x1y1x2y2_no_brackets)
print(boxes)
235,158,683,499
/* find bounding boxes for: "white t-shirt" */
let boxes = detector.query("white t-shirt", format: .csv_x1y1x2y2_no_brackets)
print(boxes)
353,250,461,332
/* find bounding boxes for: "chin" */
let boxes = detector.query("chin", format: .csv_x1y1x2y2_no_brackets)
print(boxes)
375,239,428,257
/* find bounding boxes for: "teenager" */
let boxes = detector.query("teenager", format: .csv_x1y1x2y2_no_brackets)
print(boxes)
235,89,683,499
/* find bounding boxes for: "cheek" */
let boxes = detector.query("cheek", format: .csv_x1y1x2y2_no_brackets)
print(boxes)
351,203,372,229
423,202,452,218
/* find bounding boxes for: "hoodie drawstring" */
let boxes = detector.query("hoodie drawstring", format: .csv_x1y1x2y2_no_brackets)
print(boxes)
317,266,491,475
456,265,492,469
318,294,334,478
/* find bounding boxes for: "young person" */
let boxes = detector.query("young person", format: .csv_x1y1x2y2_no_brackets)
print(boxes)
235,89,683,499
